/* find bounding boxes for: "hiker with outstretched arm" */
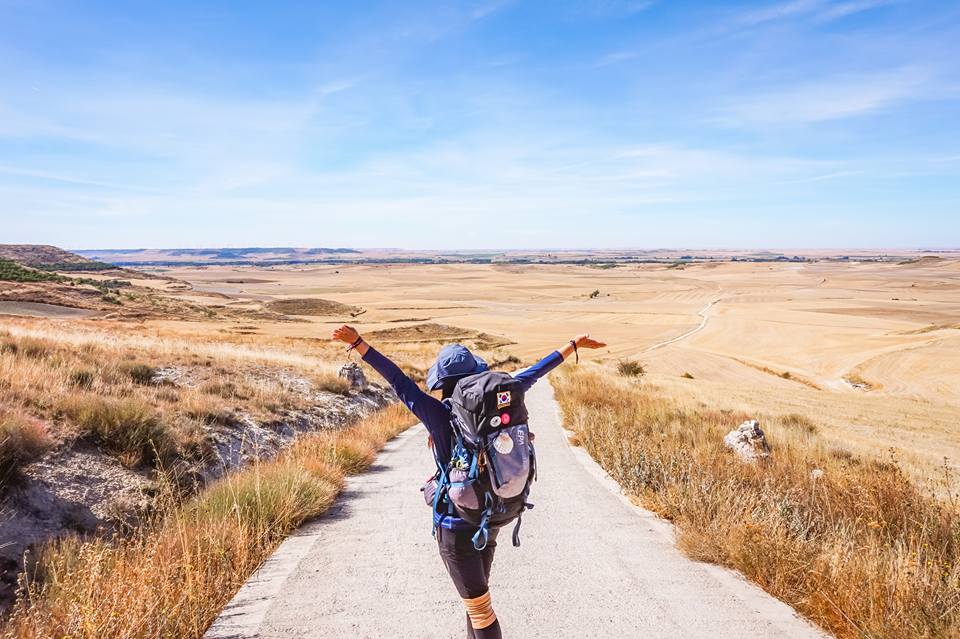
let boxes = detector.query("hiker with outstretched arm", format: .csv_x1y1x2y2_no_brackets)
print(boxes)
331,325,606,639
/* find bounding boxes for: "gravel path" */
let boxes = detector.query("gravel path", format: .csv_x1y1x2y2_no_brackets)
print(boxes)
207,381,828,639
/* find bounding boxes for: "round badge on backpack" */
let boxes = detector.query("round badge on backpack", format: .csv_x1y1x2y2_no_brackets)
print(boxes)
490,415,501,427
494,431,514,454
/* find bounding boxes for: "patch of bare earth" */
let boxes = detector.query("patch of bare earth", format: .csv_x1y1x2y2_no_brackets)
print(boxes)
265,298,359,316
369,322,513,349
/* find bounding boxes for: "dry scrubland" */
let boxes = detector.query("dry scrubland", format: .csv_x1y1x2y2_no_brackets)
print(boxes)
0,319,353,476
553,365,959,639
2,253,959,638
2,403,414,638
0,318,423,638
160,258,960,485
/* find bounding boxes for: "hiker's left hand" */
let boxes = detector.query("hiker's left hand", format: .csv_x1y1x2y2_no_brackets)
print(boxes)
332,324,361,344
574,334,606,349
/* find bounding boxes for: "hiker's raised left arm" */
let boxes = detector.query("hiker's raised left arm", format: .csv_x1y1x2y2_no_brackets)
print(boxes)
331,325,435,419
514,334,606,391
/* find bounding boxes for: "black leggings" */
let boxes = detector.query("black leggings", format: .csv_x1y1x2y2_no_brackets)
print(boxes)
437,527,503,639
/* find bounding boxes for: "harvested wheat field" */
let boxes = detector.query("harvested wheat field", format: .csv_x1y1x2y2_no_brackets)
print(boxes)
153,258,960,485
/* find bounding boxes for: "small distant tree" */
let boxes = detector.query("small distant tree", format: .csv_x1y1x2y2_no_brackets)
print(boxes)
589,289,600,299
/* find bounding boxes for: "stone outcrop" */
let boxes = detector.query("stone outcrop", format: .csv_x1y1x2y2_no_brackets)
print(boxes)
723,419,770,462
338,362,368,391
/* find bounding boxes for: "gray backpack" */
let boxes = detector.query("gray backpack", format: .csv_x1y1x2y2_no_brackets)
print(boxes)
425,371,536,550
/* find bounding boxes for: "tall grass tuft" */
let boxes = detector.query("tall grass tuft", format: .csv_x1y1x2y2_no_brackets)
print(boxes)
552,365,960,639
122,363,156,385
57,395,173,467
0,402,415,638
0,410,54,481
616,359,645,377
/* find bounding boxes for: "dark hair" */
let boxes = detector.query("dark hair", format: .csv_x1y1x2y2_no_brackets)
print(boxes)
440,376,465,400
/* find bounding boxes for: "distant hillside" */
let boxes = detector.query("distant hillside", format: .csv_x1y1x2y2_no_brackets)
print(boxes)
77,247,361,267
0,244,114,272
74,246,960,268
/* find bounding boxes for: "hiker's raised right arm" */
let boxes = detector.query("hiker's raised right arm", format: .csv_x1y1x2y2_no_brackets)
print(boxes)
331,324,437,422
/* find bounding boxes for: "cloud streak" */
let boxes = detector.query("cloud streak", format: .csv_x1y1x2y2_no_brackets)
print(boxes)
718,67,935,125
733,0,898,28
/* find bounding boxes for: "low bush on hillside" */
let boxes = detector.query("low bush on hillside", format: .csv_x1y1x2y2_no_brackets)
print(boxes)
0,259,66,283
34,260,115,272
68,368,95,390
0,403,415,638
552,366,959,639
616,359,645,377
58,395,174,467
121,362,156,385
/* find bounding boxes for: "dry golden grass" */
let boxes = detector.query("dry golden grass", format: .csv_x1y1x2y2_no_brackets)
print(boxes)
553,365,960,639
0,409,53,480
0,403,415,639
0,322,361,471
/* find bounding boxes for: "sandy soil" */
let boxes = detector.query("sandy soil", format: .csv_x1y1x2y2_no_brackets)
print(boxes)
152,259,960,483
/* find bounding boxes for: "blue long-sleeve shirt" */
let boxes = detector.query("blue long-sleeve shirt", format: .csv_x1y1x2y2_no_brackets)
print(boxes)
361,347,563,465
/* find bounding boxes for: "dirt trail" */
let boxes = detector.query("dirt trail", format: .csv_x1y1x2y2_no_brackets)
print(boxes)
206,380,826,639
643,297,721,352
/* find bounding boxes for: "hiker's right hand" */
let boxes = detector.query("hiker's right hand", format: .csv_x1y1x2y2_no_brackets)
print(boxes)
332,324,361,344
574,334,607,349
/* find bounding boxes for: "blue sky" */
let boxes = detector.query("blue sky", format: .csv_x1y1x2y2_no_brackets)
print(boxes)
1,0,958,249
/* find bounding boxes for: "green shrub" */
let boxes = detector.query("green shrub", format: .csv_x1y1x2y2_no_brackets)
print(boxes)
34,260,115,272
0,259,66,283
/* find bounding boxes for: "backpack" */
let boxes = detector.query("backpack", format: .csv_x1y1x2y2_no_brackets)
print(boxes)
423,371,536,551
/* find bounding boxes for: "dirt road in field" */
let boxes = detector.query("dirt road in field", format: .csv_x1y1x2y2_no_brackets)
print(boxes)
643,296,721,353
206,381,827,639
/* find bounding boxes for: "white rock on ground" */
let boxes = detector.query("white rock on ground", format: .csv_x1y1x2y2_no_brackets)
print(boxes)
338,362,368,391
723,419,771,462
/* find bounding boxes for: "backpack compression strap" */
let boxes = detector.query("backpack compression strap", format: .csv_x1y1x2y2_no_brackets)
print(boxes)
471,492,495,551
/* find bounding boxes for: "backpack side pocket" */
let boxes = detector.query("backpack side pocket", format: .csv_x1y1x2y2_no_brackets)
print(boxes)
485,423,531,499
447,467,485,524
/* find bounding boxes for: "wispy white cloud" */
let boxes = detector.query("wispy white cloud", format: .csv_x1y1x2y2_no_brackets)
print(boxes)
815,0,900,22
736,0,826,28
573,0,656,18
470,0,514,20
733,0,898,28
593,50,639,67
718,67,934,125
